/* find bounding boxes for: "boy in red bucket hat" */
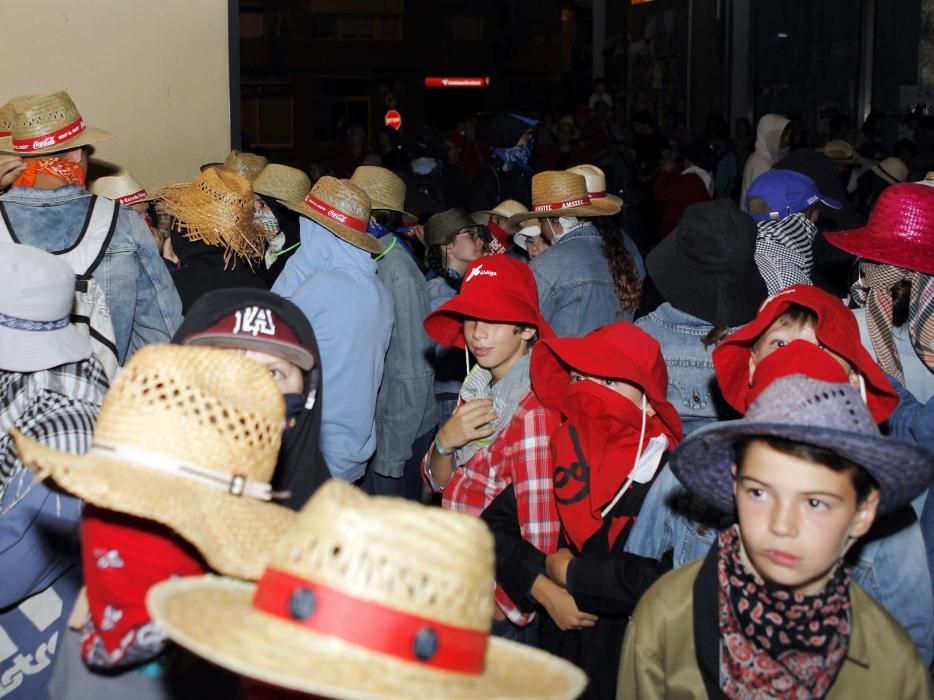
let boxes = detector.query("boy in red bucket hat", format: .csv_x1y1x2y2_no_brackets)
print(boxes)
482,322,684,699
421,255,569,642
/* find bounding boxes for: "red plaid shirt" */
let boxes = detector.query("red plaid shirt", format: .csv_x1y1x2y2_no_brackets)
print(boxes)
422,390,560,625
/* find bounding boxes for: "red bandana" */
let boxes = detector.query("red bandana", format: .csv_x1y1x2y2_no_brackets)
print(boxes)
552,381,673,551
12,158,86,188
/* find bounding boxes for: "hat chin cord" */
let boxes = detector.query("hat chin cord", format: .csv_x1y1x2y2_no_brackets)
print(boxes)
601,394,649,518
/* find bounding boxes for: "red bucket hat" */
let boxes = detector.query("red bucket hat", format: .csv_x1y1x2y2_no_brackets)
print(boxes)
530,322,683,442
745,340,851,407
424,256,555,348
713,285,899,423
825,182,934,275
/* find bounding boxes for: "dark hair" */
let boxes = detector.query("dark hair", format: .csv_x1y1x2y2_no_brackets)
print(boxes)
735,436,878,504
892,278,912,327
702,325,731,348
426,245,462,292
371,209,403,230
751,303,819,353
591,216,641,311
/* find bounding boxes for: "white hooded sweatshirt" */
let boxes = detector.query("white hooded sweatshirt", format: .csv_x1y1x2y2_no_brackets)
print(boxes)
740,114,790,207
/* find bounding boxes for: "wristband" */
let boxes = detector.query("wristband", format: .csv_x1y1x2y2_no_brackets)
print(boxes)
434,434,453,457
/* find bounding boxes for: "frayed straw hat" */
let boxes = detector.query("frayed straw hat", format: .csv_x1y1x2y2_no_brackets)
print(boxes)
222,150,268,182
817,140,862,166
0,91,114,156
253,164,311,204
0,96,35,138
350,165,416,223
146,480,587,700
509,171,611,225
11,344,297,580
90,171,152,205
280,176,384,255
156,168,266,265
567,164,623,213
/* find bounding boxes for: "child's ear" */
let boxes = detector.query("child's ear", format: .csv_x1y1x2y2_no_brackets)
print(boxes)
748,354,757,385
520,327,537,341
731,462,739,498
849,488,880,540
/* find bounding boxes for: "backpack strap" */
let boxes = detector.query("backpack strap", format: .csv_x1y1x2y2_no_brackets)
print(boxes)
57,196,119,279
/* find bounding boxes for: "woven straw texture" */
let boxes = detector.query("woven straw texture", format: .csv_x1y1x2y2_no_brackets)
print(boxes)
0,91,114,156
827,182,934,275
157,168,266,266
350,166,415,220
12,344,296,580
0,96,34,133
818,140,861,165
281,176,384,255
222,150,268,182
509,171,610,225
253,164,311,204
566,164,623,212
89,172,151,202
147,481,587,699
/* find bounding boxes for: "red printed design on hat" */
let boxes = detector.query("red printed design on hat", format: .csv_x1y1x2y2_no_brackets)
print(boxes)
534,196,591,212
116,189,148,205
13,117,86,152
303,192,368,232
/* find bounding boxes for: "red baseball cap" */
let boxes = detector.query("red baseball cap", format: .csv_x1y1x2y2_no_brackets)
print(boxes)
530,322,683,443
713,285,898,423
424,256,555,348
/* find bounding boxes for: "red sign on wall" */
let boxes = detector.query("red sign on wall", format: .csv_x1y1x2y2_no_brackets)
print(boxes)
424,77,491,89
384,110,402,130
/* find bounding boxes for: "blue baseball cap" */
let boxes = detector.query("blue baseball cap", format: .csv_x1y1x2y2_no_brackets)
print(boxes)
746,169,842,221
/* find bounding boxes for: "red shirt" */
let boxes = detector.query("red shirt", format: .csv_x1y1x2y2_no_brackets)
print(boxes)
654,170,712,237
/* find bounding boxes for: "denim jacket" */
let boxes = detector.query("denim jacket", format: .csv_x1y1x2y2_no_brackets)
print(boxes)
372,242,438,478
530,223,625,337
625,464,934,665
636,303,739,434
0,186,182,363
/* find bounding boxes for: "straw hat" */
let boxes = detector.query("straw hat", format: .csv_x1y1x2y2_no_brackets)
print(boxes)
566,164,623,213
11,344,297,580
0,91,114,156
477,199,530,221
870,157,908,186
253,164,311,204
509,171,611,226
280,176,384,255
156,168,266,264
89,171,151,206
817,140,862,166
222,150,268,182
350,165,416,222
0,96,35,138
146,480,587,700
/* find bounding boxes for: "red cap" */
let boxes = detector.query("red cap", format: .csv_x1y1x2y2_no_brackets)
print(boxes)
746,340,850,407
424,256,555,348
530,322,684,443
713,285,898,423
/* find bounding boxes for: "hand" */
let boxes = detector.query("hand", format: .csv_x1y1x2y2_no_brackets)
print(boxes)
540,584,598,631
0,155,25,189
410,224,425,245
436,400,497,452
546,548,575,588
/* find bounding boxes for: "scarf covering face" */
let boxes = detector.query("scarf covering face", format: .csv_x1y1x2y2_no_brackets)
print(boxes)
851,261,934,382
552,381,673,551
491,139,534,174
12,158,86,188
754,213,818,295
717,527,851,700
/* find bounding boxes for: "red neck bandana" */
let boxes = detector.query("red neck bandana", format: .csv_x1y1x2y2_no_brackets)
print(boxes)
486,220,512,251
12,158,86,188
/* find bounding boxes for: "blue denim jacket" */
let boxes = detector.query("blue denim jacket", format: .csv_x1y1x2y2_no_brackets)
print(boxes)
0,186,182,363
636,303,739,434
530,223,627,337
625,464,934,664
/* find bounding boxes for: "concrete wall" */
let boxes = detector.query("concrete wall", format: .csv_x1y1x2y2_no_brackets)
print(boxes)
0,0,231,190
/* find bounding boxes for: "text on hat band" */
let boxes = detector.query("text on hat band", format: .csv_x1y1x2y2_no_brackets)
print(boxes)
12,117,86,153
116,189,148,205
302,192,368,232
0,311,70,332
252,568,488,674
533,196,591,212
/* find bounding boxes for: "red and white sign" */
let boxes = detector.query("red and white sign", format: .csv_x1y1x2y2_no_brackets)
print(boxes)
424,77,491,89
384,110,402,131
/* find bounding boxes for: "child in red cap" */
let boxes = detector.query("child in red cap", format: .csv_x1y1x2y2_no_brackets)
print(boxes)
421,255,568,641
482,322,684,699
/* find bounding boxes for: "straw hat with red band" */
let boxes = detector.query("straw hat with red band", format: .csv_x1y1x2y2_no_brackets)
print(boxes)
509,171,613,226
424,256,555,349
0,91,114,156
530,322,683,441
145,480,587,700
280,176,384,255
825,182,934,275
566,164,623,213
0,96,35,138
712,285,899,423
89,171,152,206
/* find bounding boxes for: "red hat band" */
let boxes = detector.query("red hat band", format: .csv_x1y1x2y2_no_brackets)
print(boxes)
12,116,86,153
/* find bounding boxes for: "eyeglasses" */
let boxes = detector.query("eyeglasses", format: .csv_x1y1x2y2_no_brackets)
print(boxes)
455,228,483,242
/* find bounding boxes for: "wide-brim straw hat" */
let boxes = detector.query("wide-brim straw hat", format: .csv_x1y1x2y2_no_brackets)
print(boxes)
147,481,587,700
280,176,384,255
817,140,862,166
11,344,296,580
566,164,623,213
156,168,266,264
253,164,311,204
350,166,417,223
513,221,541,251
826,182,934,275
870,157,908,186
222,150,268,183
509,171,610,225
89,171,152,206
0,91,114,156
477,199,530,220
0,96,35,137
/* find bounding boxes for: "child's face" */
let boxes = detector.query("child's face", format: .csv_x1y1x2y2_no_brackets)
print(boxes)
733,440,878,595
526,236,550,258
464,320,535,380
569,372,656,414
242,350,304,396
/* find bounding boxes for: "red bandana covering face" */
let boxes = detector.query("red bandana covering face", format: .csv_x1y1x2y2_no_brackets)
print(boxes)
486,220,512,253
552,380,675,551
12,158,86,188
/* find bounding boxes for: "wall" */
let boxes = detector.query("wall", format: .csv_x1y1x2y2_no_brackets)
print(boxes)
0,0,231,190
